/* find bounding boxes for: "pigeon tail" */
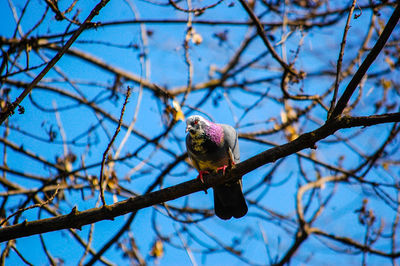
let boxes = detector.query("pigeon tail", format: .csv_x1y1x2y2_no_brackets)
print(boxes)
213,180,248,220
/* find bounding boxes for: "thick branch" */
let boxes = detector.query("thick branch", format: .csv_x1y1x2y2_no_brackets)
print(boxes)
234,113,400,177
330,3,400,118
0,0,111,125
0,113,399,242
311,228,400,258
238,0,299,77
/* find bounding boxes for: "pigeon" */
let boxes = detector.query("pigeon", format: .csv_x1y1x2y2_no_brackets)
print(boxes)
185,115,248,220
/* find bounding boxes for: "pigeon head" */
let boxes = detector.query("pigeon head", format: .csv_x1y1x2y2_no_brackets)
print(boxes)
186,115,210,137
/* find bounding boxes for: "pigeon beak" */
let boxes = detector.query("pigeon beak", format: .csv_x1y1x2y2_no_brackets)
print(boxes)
186,125,195,134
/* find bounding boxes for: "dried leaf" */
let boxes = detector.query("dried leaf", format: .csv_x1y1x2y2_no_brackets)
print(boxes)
107,171,119,190
192,32,203,45
281,104,298,141
285,125,298,141
165,100,185,122
150,239,164,258
187,28,203,45
382,162,389,170
384,57,395,70
213,30,229,45
89,175,99,186
377,18,385,34
380,78,392,90
172,100,185,121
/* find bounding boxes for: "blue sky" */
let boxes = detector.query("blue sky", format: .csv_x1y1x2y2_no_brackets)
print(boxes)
1,0,400,265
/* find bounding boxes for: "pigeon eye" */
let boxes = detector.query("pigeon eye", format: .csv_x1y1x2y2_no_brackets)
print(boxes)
193,120,198,125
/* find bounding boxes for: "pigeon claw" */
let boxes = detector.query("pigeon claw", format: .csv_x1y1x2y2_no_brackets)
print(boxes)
197,171,209,183
216,165,228,175
197,171,209,194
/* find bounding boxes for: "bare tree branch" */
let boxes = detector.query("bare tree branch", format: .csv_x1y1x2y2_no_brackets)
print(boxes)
1,112,399,242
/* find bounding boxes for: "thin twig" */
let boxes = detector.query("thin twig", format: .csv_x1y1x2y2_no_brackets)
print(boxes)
99,87,132,205
238,0,299,78
114,0,148,161
180,0,194,107
0,0,111,125
0,185,60,226
39,233,57,266
330,3,400,118
2,113,399,242
10,245,33,266
328,0,357,119
174,223,198,266
168,0,224,13
78,200,98,266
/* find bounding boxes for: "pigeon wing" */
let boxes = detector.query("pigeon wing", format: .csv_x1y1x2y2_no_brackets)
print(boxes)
213,123,248,219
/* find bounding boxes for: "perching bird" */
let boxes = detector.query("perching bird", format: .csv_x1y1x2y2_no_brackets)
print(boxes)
185,115,248,220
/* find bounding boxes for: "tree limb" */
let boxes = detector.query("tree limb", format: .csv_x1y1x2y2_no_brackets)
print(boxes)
330,3,400,119
0,0,111,125
0,113,399,242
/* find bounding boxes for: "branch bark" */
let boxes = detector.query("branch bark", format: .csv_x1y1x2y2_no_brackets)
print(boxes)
238,0,299,77
0,113,399,242
0,0,111,125
330,3,400,119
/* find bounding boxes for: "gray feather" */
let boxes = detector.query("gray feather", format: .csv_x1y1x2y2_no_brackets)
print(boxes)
220,124,240,163
185,115,248,220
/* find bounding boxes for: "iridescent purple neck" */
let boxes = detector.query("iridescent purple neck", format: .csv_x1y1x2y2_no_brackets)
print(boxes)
206,122,224,144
